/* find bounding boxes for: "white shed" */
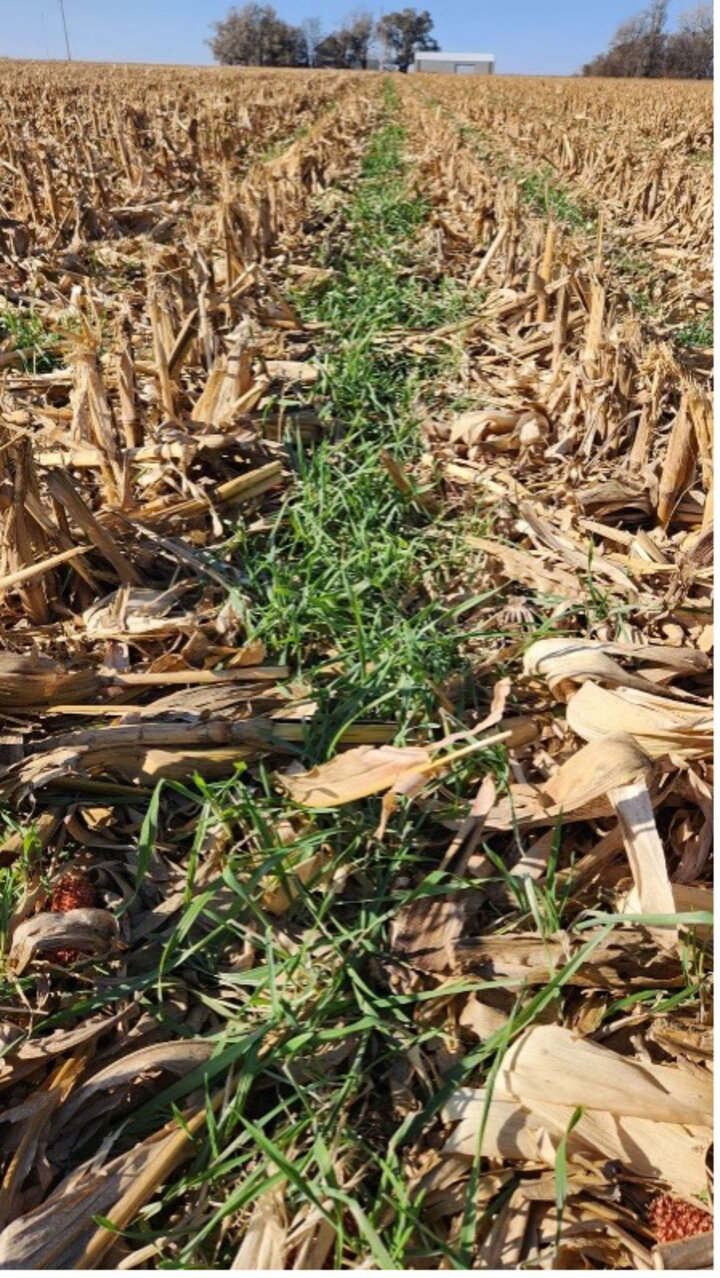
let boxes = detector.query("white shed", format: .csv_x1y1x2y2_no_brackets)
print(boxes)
413,52,495,75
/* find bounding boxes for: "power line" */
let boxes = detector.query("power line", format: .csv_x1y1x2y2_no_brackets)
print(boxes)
58,0,72,61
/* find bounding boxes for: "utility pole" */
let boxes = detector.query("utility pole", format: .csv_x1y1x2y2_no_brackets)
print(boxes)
59,0,72,61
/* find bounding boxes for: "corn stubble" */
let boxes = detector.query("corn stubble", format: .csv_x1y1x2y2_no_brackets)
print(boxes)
0,62,712,1270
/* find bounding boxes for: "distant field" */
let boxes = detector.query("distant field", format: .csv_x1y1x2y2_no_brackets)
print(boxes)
0,63,712,1270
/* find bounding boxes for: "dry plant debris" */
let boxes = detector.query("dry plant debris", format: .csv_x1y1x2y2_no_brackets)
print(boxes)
0,64,712,1269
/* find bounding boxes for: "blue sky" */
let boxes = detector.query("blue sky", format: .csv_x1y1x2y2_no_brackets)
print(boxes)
1,0,692,75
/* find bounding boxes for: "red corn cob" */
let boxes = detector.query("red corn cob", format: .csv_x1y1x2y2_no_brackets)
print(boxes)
647,1193,713,1244
48,870,96,965
50,870,96,913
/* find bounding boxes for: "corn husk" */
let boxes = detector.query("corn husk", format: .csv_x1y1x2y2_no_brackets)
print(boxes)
8,909,120,974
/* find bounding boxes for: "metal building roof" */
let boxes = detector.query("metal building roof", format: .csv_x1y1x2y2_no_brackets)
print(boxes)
414,52,495,61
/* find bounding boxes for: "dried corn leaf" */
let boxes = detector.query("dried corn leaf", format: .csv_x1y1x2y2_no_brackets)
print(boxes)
486,733,653,830
567,683,712,759
388,775,496,972
492,1024,712,1125
524,636,703,701
280,720,534,810
0,1109,206,1269
279,744,431,808
54,1041,214,1128
0,653,102,708
442,1088,709,1197
231,1185,287,1270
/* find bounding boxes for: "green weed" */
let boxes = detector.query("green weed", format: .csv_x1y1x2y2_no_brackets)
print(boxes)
612,249,653,280
627,288,658,317
86,91,516,1269
0,305,63,373
518,168,592,229
237,106,486,741
676,311,713,349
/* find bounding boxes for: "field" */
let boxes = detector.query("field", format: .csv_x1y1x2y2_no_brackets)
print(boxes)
0,62,713,1269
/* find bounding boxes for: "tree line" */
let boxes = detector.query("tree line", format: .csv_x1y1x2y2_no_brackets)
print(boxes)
583,1,712,78
207,5,438,71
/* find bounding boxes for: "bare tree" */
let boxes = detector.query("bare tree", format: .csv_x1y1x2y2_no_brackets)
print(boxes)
343,11,375,69
208,4,308,67
314,32,351,68
315,11,375,69
583,0,669,76
619,0,667,75
301,16,324,67
376,8,439,73
665,4,713,78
